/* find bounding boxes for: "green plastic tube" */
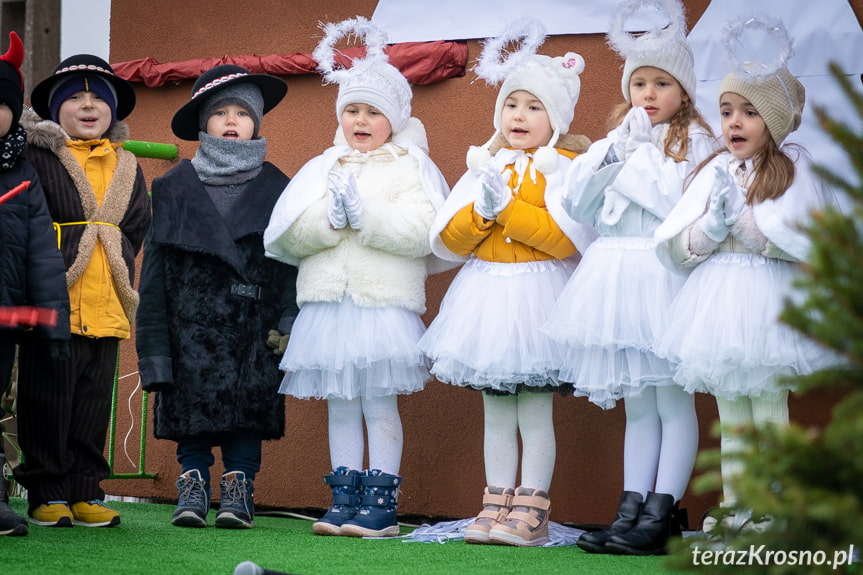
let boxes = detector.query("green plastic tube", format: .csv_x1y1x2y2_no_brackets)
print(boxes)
123,140,178,160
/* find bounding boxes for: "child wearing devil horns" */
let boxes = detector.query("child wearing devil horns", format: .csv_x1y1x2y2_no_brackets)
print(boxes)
0,31,70,538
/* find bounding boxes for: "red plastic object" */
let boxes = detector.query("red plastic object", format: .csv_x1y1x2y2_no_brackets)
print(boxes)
0,180,30,205
0,306,58,328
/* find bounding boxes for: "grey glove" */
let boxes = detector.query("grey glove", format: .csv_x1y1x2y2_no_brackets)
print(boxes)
613,106,652,161
474,165,511,221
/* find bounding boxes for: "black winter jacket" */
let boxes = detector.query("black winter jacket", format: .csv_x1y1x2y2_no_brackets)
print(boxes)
0,156,70,340
136,160,298,441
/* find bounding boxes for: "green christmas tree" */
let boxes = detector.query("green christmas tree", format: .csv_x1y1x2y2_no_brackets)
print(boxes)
666,63,863,574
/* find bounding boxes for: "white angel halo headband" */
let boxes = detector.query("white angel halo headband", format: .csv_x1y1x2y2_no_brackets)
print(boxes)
312,16,389,85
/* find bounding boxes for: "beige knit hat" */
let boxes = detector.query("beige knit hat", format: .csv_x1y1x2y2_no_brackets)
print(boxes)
719,68,805,145
608,0,697,104
718,16,805,146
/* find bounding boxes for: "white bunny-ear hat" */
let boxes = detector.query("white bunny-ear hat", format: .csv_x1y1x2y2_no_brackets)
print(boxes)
468,17,586,175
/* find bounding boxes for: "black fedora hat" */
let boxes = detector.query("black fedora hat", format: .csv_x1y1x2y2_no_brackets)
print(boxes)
171,64,287,141
30,54,136,121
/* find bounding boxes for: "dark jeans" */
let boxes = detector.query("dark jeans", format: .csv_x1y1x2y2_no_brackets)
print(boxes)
176,430,262,484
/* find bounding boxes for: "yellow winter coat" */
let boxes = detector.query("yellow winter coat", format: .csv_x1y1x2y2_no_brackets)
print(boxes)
440,148,578,263
65,138,130,338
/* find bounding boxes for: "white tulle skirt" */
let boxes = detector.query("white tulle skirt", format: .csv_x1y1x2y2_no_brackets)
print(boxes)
278,297,430,400
418,257,575,393
655,252,831,400
543,236,686,409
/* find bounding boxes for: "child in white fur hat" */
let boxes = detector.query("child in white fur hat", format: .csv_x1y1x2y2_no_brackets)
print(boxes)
544,0,717,555
417,18,594,547
263,16,450,538
654,14,841,535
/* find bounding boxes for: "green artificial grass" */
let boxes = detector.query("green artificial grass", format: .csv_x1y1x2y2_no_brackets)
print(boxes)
5,498,680,575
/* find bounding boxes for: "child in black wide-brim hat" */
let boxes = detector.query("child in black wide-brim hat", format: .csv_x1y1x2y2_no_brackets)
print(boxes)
13,53,151,529
136,64,298,530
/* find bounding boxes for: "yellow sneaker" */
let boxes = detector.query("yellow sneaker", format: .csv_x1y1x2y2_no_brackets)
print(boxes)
29,501,74,527
70,500,120,527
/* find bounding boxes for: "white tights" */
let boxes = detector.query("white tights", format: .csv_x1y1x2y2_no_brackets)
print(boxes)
482,392,555,492
623,385,699,501
327,395,403,475
714,391,789,504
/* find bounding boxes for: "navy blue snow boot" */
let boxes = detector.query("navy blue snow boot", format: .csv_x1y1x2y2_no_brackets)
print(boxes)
172,469,210,528
339,469,401,538
313,467,361,536
215,471,255,529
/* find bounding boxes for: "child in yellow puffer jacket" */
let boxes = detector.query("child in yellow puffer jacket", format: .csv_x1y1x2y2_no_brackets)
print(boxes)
417,18,596,547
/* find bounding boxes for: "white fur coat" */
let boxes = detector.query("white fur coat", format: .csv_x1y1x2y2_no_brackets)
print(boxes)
263,118,451,314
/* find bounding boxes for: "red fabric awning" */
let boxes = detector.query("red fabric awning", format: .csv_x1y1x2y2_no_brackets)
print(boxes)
112,41,468,88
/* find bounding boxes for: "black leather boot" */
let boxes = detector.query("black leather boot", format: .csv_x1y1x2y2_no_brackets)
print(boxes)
605,492,677,555
577,490,642,553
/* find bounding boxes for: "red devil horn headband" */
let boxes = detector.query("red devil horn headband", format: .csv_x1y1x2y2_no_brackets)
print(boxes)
0,31,24,89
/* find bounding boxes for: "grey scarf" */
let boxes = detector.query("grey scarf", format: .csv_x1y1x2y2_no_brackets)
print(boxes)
191,131,267,185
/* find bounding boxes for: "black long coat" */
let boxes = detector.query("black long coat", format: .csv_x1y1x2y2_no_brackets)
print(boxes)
136,160,298,441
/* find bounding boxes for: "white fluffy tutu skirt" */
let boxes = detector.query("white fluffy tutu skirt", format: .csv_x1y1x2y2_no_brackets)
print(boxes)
656,252,832,400
279,297,430,400
543,237,685,409
418,257,575,393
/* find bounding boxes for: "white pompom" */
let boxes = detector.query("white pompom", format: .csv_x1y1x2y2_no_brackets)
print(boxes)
532,146,560,175
466,145,492,174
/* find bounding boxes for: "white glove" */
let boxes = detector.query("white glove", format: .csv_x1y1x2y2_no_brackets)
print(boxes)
700,172,730,242
474,165,511,221
339,172,363,230
613,106,652,161
327,173,347,229
710,163,748,227
723,177,748,226
599,189,631,225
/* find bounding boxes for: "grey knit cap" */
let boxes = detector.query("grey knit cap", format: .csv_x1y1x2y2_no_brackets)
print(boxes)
199,83,265,138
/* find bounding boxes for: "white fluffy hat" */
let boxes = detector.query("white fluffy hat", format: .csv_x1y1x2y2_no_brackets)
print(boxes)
608,0,696,104
717,15,805,146
313,16,412,134
469,18,585,175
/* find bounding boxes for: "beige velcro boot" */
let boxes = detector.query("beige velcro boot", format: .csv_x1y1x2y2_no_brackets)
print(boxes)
488,487,550,546
464,486,515,545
